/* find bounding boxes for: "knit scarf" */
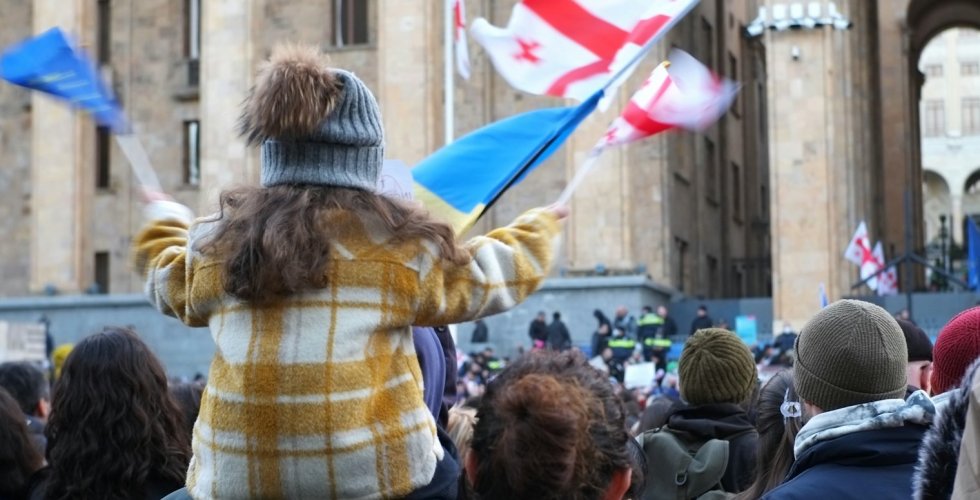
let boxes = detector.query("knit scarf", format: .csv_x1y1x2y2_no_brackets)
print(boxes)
794,390,936,459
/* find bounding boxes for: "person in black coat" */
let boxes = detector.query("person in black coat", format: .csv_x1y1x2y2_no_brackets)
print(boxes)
528,311,549,349
470,320,488,344
689,305,713,336
591,309,613,357
658,329,759,494
657,305,678,340
547,312,572,352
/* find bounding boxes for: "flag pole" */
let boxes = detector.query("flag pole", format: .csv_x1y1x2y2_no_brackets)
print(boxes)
444,0,455,145
114,133,162,192
557,144,605,205
600,0,701,93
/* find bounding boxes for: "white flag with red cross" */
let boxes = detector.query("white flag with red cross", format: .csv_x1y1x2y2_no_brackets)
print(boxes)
600,49,738,147
844,221,871,266
873,241,899,295
454,0,471,79
470,0,699,101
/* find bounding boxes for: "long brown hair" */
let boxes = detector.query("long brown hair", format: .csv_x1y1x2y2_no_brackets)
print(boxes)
735,370,802,499
469,351,632,500
42,327,190,500
0,387,43,499
202,185,470,303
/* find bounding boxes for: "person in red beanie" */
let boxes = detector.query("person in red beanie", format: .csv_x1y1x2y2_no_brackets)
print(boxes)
931,307,980,403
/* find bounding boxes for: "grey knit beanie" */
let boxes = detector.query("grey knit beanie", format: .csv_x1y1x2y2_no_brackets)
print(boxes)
794,300,908,411
239,44,383,191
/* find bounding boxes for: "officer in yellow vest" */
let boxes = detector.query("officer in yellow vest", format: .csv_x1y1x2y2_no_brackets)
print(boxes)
638,306,672,371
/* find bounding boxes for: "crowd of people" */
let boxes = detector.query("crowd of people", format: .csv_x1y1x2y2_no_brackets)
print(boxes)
6,44,980,500
8,301,980,499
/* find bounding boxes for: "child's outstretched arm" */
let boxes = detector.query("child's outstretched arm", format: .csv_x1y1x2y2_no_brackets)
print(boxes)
132,199,222,327
413,205,566,326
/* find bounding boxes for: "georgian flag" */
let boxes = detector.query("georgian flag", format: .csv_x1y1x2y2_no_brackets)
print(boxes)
454,0,471,79
600,49,738,147
471,0,699,101
873,242,899,296
844,221,871,266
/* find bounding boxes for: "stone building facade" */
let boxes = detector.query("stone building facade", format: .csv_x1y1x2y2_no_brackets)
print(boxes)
0,0,772,304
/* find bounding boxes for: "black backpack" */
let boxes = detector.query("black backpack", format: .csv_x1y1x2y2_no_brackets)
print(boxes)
636,426,748,500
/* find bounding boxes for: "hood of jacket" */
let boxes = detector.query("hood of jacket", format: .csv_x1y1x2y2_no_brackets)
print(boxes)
794,390,936,459
667,403,756,440
913,357,980,500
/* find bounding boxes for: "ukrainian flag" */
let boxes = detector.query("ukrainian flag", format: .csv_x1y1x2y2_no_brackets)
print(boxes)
413,90,602,235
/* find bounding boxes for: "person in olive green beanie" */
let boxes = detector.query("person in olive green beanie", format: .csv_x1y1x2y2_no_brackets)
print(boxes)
762,300,936,500
678,328,758,405
659,328,759,494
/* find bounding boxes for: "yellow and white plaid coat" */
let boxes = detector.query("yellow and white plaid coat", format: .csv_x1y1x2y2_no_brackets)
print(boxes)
133,201,560,499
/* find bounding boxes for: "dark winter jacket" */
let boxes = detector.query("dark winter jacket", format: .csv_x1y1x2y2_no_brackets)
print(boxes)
546,320,571,351
528,319,548,344
763,392,935,500
912,358,980,500
690,315,713,335
665,403,758,493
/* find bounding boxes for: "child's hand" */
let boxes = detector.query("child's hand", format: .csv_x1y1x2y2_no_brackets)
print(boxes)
545,203,570,221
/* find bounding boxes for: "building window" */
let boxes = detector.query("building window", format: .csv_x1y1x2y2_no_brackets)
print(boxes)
924,100,945,137
964,98,980,135
728,52,740,117
96,126,111,189
760,185,768,217
97,0,111,64
183,120,200,186
707,255,719,297
924,64,943,78
333,0,370,47
674,237,688,292
732,267,744,297
185,0,201,86
700,17,714,71
732,162,743,222
705,137,718,202
94,252,110,294
963,62,980,76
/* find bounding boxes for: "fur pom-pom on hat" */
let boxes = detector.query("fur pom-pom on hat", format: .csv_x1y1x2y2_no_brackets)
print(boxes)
240,43,385,191
239,44,342,145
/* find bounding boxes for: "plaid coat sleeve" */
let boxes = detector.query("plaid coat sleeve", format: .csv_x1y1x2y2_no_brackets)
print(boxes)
133,201,222,327
414,207,561,326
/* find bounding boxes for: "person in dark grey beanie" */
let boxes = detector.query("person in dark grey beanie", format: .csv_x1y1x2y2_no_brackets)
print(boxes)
897,319,933,394
762,300,936,500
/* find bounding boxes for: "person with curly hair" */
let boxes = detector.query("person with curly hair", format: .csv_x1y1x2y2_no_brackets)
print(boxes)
466,351,634,500
0,387,43,500
27,327,190,500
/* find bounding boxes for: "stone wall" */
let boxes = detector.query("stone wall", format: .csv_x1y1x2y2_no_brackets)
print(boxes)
0,0,32,296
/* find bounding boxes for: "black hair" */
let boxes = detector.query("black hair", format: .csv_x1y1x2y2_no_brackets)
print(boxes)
0,362,48,416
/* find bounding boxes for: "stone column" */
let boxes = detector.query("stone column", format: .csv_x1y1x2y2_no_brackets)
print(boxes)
376,0,439,165
30,0,89,294
766,18,872,326
199,0,256,213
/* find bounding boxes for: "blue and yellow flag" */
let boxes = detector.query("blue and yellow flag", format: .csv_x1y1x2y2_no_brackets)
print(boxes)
413,90,602,234
1,28,126,132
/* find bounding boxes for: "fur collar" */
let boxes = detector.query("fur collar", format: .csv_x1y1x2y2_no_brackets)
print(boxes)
912,358,980,500
794,390,935,458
